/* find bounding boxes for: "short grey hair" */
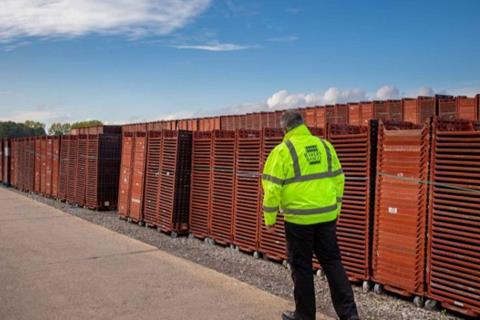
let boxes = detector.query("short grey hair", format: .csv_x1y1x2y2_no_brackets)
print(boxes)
281,110,304,131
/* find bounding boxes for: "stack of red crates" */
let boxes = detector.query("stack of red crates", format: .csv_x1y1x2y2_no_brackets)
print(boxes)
426,118,480,317
233,130,262,253
144,131,163,226
0,139,4,183
372,120,430,304
75,135,88,206
209,130,236,245
39,137,47,195
58,136,70,201
189,132,213,239
128,132,148,223
85,133,121,210
258,128,286,261
118,132,134,218
66,135,78,204
327,121,377,285
34,137,41,193
157,130,192,234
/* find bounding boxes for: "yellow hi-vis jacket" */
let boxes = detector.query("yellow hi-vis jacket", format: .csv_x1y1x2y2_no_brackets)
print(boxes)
262,124,345,226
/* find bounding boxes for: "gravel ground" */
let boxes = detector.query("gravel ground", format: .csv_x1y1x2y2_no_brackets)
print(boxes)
9,188,466,320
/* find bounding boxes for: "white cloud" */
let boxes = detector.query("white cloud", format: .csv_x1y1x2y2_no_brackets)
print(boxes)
375,85,400,100
0,0,212,41
266,88,367,110
0,109,71,126
418,86,435,96
173,41,255,51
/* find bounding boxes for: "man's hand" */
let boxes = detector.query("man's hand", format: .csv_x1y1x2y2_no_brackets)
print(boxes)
265,224,275,233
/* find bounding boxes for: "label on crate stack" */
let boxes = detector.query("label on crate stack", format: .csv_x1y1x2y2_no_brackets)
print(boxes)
388,207,398,214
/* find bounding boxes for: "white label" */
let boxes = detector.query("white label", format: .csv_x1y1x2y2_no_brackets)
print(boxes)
4,147,9,156
131,198,141,204
388,207,398,214
104,201,110,206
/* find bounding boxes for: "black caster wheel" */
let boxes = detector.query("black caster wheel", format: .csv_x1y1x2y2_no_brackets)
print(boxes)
413,296,424,308
138,221,145,227
362,281,371,293
424,299,437,311
373,284,383,295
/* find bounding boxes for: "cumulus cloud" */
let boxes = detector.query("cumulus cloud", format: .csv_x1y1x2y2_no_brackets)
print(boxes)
267,88,367,110
0,0,212,41
0,108,72,126
418,86,435,96
173,41,254,51
375,85,400,100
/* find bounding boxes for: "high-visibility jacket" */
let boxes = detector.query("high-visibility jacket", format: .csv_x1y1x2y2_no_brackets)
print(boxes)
262,124,344,225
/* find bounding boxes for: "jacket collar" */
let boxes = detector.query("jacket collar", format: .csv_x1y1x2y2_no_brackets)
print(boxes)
283,124,312,142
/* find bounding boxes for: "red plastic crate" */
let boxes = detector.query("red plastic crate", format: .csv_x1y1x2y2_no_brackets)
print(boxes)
129,132,148,223
118,133,134,218
143,131,163,226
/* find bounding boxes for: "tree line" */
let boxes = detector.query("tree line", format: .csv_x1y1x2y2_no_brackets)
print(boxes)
0,120,103,138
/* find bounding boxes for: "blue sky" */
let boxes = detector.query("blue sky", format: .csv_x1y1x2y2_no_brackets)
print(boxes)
0,0,479,126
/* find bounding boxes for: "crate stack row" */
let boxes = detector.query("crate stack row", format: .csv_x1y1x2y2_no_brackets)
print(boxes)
141,130,192,235
123,95,479,133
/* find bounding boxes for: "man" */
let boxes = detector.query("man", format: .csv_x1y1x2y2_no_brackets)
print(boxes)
262,110,359,320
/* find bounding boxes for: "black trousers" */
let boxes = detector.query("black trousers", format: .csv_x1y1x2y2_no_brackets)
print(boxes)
285,220,359,320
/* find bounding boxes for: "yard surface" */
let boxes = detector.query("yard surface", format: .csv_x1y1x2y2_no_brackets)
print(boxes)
0,187,331,320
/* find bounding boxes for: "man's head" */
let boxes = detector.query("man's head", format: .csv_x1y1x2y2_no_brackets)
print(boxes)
280,110,304,133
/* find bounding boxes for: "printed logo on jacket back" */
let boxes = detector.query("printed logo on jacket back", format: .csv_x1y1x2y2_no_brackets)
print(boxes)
304,145,321,165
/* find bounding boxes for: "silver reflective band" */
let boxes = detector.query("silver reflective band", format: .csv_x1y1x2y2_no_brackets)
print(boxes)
263,169,344,185
285,140,301,177
320,140,332,173
337,197,343,202
283,169,343,184
263,206,278,213
283,204,338,215
262,174,284,185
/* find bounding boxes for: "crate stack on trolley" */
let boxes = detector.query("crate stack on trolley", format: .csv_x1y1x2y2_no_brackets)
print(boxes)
426,118,480,317
327,121,378,287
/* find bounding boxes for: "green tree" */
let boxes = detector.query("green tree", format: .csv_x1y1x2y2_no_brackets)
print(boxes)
0,121,46,138
70,120,103,129
48,122,71,136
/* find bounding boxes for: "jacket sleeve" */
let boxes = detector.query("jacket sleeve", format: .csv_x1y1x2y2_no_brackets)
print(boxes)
329,142,345,217
261,144,286,226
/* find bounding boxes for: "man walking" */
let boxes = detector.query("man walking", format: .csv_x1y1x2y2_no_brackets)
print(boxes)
262,110,360,320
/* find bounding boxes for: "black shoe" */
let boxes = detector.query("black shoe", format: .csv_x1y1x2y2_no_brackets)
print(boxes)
282,310,297,320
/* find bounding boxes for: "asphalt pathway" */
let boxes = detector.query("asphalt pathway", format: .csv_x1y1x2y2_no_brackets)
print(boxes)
0,187,331,320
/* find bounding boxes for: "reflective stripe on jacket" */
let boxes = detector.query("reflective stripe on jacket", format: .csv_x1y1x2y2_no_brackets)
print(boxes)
262,124,345,225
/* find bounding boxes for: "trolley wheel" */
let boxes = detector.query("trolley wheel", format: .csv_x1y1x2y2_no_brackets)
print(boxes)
424,299,438,311
171,232,178,239
413,296,424,308
138,221,145,227
316,269,325,278
373,284,383,295
229,244,236,250
253,251,260,259
362,281,371,293
188,233,194,239
282,260,289,269
127,218,132,223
